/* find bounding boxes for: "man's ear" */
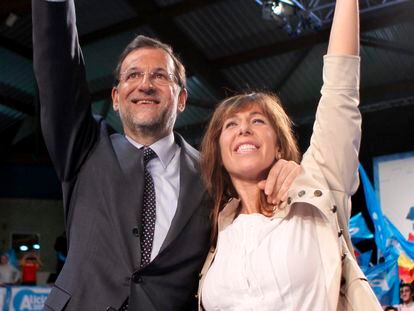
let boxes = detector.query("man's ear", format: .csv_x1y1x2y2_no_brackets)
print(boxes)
177,88,187,113
111,86,119,111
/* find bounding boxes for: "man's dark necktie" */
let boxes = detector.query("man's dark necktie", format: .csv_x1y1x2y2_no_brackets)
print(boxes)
119,147,157,311
140,147,157,267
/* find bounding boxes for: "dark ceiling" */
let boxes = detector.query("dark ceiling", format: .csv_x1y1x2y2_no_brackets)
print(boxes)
1,0,414,199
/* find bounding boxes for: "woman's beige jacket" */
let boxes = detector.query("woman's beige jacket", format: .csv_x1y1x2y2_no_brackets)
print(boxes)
198,56,382,311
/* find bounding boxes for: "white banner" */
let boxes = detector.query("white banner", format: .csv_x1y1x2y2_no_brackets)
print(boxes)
7,286,51,311
374,151,414,238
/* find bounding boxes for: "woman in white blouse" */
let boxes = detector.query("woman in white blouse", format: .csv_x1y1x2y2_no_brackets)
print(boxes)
199,1,381,310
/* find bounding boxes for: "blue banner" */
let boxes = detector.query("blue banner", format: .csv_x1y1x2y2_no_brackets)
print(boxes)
359,164,414,260
359,165,391,257
349,212,374,243
359,164,414,304
364,249,400,305
357,249,373,272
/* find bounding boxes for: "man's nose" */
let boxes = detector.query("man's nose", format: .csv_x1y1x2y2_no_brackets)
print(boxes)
138,73,155,91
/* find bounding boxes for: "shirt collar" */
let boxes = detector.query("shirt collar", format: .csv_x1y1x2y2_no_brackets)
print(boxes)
218,196,291,232
125,133,178,169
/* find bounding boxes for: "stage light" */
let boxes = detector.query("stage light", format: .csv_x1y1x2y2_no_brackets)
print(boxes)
262,0,295,19
259,0,322,36
273,0,295,16
20,245,29,251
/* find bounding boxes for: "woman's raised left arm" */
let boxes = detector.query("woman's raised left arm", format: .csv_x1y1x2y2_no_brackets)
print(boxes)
302,0,360,195
328,0,359,56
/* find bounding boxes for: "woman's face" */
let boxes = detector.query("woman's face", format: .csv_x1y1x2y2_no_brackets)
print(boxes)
219,104,279,182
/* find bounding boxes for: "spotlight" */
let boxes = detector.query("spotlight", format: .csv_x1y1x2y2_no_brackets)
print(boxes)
274,0,295,16
20,245,29,252
259,0,322,36
262,0,296,34
262,0,295,20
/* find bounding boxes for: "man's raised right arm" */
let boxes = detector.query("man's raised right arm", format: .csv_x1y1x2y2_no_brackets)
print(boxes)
32,0,97,181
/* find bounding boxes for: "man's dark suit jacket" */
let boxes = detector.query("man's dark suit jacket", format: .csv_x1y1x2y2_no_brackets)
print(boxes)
32,1,211,310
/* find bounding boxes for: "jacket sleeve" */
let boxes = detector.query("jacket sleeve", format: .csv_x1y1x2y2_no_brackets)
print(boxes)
32,0,98,182
301,55,361,196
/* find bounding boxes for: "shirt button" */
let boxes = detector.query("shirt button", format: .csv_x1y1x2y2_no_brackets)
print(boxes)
298,190,306,197
314,190,323,197
287,197,292,204
132,227,139,237
331,205,337,213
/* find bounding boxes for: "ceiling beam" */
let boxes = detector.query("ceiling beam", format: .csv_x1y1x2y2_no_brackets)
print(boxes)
0,0,31,20
361,35,414,56
80,0,222,45
361,79,414,105
85,0,231,101
274,49,312,91
1,0,223,63
213,1,414,68
0,96,33,115
0,1,32,59
178,79,414,134
0,83,34,115
289,79,414,123
0,35,32,60
120,0,230,98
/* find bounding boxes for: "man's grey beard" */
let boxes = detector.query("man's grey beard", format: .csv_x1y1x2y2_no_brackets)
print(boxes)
118,109,175,138
131,121,168,137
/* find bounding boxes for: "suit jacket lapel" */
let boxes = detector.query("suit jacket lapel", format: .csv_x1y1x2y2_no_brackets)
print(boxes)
159,135,205,253
111,133,144,264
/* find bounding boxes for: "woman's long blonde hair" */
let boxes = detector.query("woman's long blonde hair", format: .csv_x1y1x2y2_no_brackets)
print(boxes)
200,92,300,244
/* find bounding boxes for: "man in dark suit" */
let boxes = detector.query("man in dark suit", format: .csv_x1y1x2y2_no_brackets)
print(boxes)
32,0,300,310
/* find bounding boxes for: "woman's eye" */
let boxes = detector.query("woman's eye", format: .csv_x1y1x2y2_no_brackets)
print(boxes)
224,121,237,129
252,118,265,124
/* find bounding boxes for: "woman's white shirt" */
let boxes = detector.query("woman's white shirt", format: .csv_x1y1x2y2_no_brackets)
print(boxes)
202,204,333,311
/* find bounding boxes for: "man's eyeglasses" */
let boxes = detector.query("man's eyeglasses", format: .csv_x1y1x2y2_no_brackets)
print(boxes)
118,69,177,87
